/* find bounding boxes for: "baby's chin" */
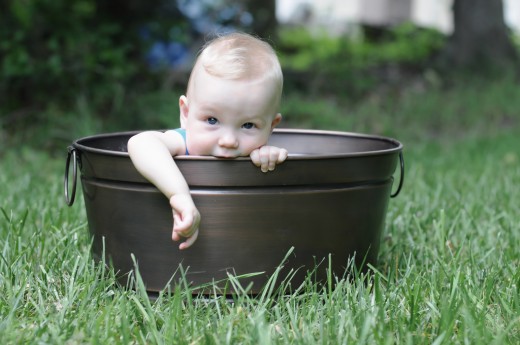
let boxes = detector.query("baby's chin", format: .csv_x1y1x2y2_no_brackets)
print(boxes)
213,152,245,159
189,149,245,158
189,147,255,158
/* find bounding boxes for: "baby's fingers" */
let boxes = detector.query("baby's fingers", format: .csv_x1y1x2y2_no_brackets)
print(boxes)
179,229,199,250
277,148,289,163
255,146,274,172
250,147,288,172
262,147,288,172
172,213,199,250
267,148,281,171
250,149,261,167
172,211,195,239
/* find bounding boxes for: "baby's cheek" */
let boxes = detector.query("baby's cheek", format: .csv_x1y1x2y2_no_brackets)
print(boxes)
188,138,212,156
246,137,269,154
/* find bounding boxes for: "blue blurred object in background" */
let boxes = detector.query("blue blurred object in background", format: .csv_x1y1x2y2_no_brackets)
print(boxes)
146,41,189,70
144,0,253,70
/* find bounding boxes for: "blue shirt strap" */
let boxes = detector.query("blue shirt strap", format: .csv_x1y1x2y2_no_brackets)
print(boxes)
173,128,189,155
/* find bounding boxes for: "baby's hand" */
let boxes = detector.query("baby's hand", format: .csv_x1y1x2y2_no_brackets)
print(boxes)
169,194,200,250
250,146,288,173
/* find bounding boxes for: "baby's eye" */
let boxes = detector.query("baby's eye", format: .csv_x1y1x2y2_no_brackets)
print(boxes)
242,122,255,129
206,117,218,125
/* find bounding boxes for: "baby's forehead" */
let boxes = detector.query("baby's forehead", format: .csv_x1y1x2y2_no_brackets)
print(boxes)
190,67,276,93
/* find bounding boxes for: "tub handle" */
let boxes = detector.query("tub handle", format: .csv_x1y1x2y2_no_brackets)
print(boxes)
64,146,78,206
390,151,404,198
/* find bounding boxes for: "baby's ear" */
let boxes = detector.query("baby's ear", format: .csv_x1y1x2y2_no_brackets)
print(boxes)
179,95,189,127
271,113,282,129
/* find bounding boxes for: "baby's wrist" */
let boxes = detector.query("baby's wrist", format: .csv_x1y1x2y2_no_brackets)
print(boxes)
170,192,196,209
170,192,192,201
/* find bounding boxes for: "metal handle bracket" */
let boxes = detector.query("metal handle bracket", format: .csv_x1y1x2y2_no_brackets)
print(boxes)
390,151,404,198
64,146,78,206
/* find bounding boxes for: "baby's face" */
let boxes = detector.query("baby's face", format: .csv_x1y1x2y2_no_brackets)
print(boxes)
180,69,281,158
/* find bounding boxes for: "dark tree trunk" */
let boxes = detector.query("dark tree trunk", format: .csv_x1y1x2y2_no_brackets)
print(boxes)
245,0,278,42
440,0,518,69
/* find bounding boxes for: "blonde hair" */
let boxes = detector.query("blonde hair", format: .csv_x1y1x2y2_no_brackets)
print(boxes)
187,32,283,108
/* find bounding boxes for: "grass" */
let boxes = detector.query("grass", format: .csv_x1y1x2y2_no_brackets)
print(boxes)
1,77,519,344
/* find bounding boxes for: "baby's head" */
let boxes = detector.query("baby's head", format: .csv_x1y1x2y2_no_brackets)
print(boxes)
180,33,284,158
187,32,283,109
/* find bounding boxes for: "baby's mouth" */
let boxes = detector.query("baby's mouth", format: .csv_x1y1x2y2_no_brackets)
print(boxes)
214,151,240,159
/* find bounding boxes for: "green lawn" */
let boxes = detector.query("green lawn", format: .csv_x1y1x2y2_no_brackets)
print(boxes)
1,78,519,344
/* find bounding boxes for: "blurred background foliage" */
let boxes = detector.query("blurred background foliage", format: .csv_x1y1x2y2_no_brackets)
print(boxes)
0,0,518,154
278,23,444,97
1,0,186,120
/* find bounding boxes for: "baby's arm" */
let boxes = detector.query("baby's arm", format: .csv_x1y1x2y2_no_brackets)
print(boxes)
250,146,288,172
127,131,200,250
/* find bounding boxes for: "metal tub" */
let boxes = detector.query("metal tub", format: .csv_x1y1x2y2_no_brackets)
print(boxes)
65,129,404,294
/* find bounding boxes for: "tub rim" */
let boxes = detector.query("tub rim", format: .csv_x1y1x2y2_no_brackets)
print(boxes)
72,128,403,160
65,128,405,206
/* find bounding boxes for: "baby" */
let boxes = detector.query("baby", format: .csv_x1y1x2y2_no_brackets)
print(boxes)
127,32,288,250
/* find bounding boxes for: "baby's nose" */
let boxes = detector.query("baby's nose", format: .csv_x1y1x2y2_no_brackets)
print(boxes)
218,133,239,148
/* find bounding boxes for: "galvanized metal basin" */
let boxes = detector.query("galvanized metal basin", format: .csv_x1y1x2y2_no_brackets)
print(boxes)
65,129,404,294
